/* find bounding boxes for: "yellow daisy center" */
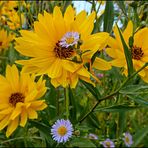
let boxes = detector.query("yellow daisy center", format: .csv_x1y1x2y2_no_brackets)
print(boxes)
57,126,67,136
9,92,25,106
131,45,144,60
125,137,130,143
54,42,74,59
66,37,75,44
105,142,111,147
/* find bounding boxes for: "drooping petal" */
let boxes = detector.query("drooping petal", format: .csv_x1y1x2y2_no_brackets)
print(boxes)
93,57,111,70
20,108,27,127
6,117,19,137
27,108,38,119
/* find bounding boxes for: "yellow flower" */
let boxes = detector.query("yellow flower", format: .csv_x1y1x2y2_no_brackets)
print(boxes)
0,1,24,29
106,21,148,82
0,65,47,137
0,29,13,51
15,6,109,88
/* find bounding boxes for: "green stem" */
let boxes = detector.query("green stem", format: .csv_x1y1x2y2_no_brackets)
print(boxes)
65,87,69,119
56,87,60,116
18,1,22,29
1,137,43,144
0,56,8,60
79,63,148,123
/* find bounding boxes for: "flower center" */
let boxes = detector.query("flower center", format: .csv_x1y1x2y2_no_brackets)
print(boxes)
0,42,2,46
59,31,79,48
66,37,75,45
54,41,74,59
125,137,130,143
9,92,25,106
105,142,111,148
131,45,144,60
57,126,67,136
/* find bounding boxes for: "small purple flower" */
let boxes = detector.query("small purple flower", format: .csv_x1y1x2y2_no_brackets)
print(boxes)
88,133,98,140
97,73,104,78
51,119,73,143
59,31,79,48
100,138,115,148
123,132,133,147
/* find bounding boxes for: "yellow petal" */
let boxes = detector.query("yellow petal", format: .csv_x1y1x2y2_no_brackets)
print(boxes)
134,27,148,49
93,57,111,70
64,5,75,31
34,103,47,111
123,21,133,46
20,108,27,127
0,115,10,130
25,89,38,102
10,103,23,120
6,65,19,92
47,58,63,78
106,48,124,58
51,78,60,88
113,24,123,49
0,104,9,110
62,60,80,72
79,11,96,39
107,36,120,49
27,108,38,119
0,107,13,115
6,117,19,137
44,11,57,42
53,6,65,40
110,59,126,67
70,73,79,88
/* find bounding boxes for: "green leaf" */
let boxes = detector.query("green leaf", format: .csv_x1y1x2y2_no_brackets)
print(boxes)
132,126,148,147
120,85,148,95
71,137,96,147
116,24,134,76
95,104,146,112
30,120,51,145
118,112,126,136
69,88,77,123
127,95,148,106
87,114,100,129
103,1,114,32
80,80,101,101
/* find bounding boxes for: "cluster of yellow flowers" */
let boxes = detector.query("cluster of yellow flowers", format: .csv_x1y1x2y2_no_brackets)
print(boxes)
0,5,147,137
0,1,24,30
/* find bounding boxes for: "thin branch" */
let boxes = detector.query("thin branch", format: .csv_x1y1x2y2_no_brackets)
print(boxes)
79,63,148,123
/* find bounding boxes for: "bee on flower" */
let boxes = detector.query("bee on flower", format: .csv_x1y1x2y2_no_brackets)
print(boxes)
15,5,111,88
0,65,47,137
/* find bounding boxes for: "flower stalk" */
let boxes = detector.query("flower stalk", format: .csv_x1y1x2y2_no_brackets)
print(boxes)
65,87,70,119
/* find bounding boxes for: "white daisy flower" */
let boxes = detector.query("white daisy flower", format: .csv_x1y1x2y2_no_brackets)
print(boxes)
51,119,73,143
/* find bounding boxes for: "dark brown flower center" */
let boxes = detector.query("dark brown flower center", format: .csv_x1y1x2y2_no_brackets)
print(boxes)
54,42,74,59
0,42,2,46
9,92,25,106
131,45,144,60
